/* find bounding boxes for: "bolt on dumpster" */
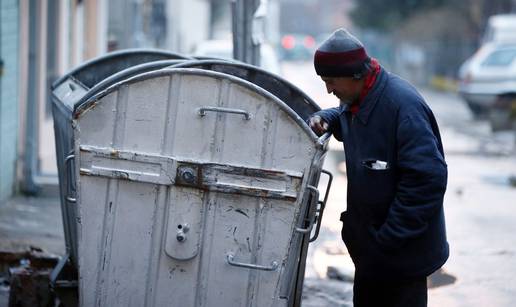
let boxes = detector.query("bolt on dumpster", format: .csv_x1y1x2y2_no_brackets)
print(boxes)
50,49,332,307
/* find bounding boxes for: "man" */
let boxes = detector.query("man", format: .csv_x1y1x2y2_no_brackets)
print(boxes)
309,29,448,307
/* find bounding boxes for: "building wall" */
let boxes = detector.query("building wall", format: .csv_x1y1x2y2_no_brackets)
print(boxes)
167,0,210,53
14,0,108,195
0,0,19,203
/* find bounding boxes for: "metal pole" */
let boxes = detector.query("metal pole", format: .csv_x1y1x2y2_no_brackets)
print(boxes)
22,0,40,195
231,0,263,66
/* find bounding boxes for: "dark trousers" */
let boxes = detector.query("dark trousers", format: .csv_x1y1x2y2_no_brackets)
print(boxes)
353,274,428,307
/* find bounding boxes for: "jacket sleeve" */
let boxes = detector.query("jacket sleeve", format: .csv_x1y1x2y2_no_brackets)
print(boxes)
375,110,447,250
312,107,343,141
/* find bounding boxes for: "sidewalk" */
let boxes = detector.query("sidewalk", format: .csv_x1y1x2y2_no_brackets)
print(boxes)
0,194,64,306
0,194,64,257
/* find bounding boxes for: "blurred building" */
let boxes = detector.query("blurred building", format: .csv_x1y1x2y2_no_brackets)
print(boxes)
0,0,19,203
107,0,211,53
13,0,109,201
0,0,242,205
0,0,282,205
279,0,353,37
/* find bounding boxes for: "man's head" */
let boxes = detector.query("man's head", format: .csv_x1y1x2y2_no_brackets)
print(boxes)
314,29,371,104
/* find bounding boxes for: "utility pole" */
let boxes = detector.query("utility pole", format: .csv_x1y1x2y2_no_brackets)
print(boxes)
231,0,267,67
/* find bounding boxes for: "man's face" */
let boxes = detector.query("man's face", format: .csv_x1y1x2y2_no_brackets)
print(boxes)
321,76,363,105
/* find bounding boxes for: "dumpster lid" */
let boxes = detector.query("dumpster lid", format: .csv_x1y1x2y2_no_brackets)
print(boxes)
76,68,327,145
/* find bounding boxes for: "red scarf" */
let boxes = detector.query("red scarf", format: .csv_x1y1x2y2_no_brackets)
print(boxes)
350,58,380,115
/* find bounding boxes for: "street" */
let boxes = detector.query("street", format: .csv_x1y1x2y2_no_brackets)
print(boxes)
281,62,516,306
1,61,515,307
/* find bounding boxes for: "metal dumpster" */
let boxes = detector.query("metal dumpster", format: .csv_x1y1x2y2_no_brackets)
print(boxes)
50,49,192,305
71,67,331,306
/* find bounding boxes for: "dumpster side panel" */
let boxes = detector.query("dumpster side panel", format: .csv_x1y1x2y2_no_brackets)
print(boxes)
77,92,119,307
204,194,292,306
167,75,237,162
215,83,278,167
78,176,110,307
119,77,170,153
153,187,204,307
100,180,159,307
75,70,318,306
270,110,315,171
78,92,118,146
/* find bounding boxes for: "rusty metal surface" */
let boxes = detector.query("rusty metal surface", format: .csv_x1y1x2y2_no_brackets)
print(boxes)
8,266,54,307
0,249,61,307
78,145,304,201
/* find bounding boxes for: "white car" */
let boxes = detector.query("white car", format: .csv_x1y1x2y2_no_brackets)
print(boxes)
458,42,516,116
482,14,516,44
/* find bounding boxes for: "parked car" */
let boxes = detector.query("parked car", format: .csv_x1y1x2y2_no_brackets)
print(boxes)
458,42,516,117
481,14,516,44
192,39,281,75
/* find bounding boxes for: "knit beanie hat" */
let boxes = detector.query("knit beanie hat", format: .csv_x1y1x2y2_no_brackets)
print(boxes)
314,28,371,78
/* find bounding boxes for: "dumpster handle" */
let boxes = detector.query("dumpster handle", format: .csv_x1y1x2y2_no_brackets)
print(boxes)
226,253,279,271
198,106,252,120
65,154,76,203
309,169,333,242
295,185,319,234
317,132,332,146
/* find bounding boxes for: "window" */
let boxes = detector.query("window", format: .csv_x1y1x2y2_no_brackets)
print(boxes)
481,48,516,66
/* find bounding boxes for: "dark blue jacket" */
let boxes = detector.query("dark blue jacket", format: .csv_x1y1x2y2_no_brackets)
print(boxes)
316,68,449,280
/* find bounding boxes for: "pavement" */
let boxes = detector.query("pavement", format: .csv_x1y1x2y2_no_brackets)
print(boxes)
0,195,64,256
0,195,64,306
1,61,516,306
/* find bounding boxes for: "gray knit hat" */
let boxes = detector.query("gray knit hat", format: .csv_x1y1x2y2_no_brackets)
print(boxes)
314,29,371,78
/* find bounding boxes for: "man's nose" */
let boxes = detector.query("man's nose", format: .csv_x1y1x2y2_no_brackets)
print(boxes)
326,84,333,94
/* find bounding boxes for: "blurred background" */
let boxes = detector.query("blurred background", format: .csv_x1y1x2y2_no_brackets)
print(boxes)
1,0,516,306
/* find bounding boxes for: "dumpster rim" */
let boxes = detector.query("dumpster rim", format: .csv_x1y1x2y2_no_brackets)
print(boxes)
71,59,188,112
51,48,193,90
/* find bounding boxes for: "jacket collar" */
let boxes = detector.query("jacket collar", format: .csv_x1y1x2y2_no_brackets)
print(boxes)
343,67,388,125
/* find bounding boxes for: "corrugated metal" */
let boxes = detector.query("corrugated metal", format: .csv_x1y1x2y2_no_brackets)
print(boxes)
74,68,326,306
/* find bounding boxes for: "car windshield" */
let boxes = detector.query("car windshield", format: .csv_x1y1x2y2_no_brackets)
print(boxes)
481,48,516,66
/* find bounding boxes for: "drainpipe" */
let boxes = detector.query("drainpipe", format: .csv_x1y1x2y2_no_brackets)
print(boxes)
22,0,41,195
231,0,267,67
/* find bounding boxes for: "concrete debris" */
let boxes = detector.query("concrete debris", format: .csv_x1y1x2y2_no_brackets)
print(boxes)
0,248,60,307
8,265,55,307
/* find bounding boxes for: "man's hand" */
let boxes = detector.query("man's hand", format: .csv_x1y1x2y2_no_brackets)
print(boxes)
308,115,329,136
